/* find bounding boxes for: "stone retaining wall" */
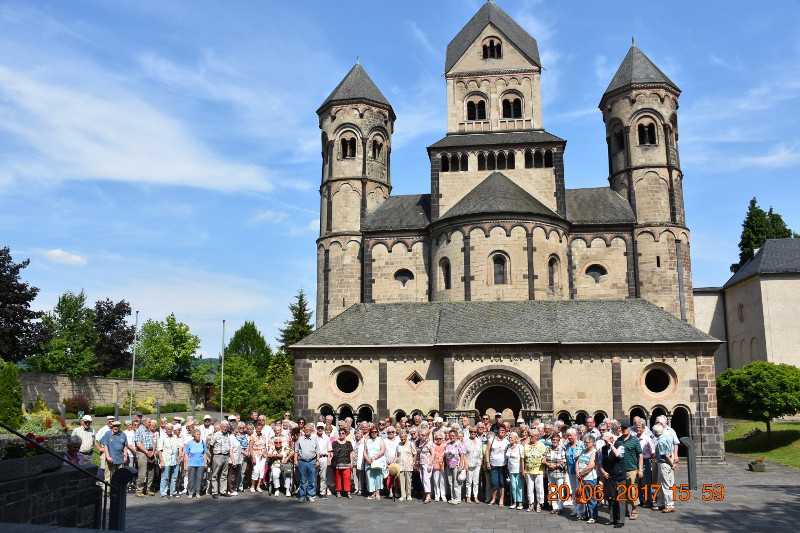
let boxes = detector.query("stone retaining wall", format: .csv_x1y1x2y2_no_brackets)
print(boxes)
20,373,193,410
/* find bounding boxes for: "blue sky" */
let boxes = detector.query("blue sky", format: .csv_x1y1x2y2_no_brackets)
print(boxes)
2,0,799,355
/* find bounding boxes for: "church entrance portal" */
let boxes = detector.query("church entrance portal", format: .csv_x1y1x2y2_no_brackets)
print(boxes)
475,386,522,421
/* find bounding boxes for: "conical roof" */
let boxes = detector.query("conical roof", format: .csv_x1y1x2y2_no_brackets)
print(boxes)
318,64,393,115
440,172,561,221
603,45,679,96
445,1,541,73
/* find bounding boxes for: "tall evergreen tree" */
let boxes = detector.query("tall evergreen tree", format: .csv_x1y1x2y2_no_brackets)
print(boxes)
93,298,136,375
0,247,48,362
278,289,313,352
732,198,796,272
227,321,272,373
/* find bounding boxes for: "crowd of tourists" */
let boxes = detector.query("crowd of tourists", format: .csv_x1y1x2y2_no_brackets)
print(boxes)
68,409,681,527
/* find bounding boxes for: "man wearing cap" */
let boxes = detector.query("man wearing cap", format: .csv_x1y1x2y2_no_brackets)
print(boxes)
490,413,503,434
96,416,115,446
315,422,332,497
100,420,129,483
71,415,96,460
295,424,320,502
615,422,643,520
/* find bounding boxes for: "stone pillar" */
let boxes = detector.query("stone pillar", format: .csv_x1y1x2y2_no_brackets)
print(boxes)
693,354,725,462
293,358,312,420
525,230,535,300
676,239,687,321
462,234,472,301
377,360,388,419
611,356,624,421
442,354,456,411
539,353,553,417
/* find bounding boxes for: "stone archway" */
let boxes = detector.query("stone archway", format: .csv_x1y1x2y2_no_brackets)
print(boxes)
455,366,539,419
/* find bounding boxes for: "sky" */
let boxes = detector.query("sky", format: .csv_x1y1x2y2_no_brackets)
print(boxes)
2,0,799,356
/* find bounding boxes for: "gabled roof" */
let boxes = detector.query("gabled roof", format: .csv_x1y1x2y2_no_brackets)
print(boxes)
439,172,561,221
445,1,541,73
428,130,563,150
724,238,800,288
293,299,718,348
565,187,635,225
317,64,393,115
603,45,679,97
362,194,431,232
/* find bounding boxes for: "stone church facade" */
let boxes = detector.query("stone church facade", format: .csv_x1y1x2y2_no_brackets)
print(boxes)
292,2,724,461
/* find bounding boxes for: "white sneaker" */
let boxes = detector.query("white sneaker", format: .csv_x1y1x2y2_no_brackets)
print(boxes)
285,492,291,497
256,487,263,493
230,491,237,497
249,488,255,493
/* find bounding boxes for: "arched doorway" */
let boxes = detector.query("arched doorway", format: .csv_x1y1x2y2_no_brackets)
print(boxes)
475,386,522,421
338,405,354,423
650,405,668,427
557,411,572,425
357,405,373,423
671,406,691,457
593,411,607,426
575,411,588,426
393,409,407,424
630,406,648,425
320,404,336,423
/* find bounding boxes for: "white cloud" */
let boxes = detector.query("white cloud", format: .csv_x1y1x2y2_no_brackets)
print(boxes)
43,248,87,266
739,143,800,169
594,55,614,84
0,66,271,192
288,218,319,237
251,209,290,223
406,21,437,58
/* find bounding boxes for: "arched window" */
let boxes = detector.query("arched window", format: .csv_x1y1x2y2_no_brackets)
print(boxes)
497,151,507,170
544,149,554,168
451,152,460,172
482,44,489,59
647,123,657,144
548,255,560,293
467,101,476,121
524,149,533,168
371,139,383,160
348,138,357,158
585,264,608,283
487,152,496,170
440,153,450,172
492,254,508,285
482,38,503,59
394,269,414,287
477,152,486,171
533,150,543,168
638,123,657,145
341,137,357,159
502,99,512,118
476,101,486,120
439,258,452,290
460,153,468,171
507,151,515,169
512,98,522,118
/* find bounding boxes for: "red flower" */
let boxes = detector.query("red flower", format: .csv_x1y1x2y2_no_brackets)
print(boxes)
35,436,45,443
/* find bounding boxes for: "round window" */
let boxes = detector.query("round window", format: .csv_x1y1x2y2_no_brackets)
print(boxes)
336,370,359,394
644,367,670,393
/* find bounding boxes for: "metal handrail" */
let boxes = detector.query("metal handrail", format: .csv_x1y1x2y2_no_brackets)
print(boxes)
0,420,113,529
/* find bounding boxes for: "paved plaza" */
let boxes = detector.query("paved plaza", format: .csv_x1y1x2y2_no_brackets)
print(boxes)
124,456,799,533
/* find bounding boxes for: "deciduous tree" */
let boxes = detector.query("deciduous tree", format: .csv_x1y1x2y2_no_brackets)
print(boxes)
93,298,135,375
135,313,200,381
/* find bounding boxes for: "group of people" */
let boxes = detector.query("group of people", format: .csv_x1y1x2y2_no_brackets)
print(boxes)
69,409,681,527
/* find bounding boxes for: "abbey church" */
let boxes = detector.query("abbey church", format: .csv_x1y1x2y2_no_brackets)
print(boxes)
292,1,724,461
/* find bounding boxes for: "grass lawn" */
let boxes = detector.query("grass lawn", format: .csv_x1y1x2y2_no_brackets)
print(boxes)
724,419,800,469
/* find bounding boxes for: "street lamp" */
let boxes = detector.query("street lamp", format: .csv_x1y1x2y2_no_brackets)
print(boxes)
129,310,139,418
220,319,226,420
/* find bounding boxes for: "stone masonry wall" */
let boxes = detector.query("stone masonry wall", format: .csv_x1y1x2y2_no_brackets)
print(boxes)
20,372,193,410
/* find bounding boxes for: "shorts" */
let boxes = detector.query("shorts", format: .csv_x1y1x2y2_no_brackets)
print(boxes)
490,466,505,489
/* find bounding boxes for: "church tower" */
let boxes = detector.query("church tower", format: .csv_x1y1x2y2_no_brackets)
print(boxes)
600,44,693,322
316,64,395,326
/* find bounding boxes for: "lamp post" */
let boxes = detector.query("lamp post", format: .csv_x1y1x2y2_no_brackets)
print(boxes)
220,319,226,421
129,310,139,419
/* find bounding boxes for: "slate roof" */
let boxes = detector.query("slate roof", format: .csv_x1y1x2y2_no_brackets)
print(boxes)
604,46,679,96
439,172,561,222
429,130,563,150
565,187,635,225
362,194,431,232
318,64,392,113
294,299,717,348
724,238,800,288
445,1,541,73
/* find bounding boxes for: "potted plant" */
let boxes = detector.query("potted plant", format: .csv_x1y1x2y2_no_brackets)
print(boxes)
748,457,766,472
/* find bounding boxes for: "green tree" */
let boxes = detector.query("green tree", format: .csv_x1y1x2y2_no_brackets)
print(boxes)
227,321,272,373
0,247,48,362
258,351,294,418
93,298,135,375
717,361,800,434
278,289,313,351
29,291,97,378
135,313,200,381
0,360,23,429
732,198,796,272
215,355,261,414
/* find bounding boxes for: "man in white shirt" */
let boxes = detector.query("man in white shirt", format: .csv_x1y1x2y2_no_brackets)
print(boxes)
95,416,115,453
315,422,332,497
199,415,214,443
656,415,680,466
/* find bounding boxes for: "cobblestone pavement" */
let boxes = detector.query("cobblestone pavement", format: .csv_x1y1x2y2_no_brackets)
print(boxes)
126,456,799,532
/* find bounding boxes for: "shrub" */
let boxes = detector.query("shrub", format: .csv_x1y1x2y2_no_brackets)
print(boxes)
0,361,23,429
93,404,116,417
136,395,156,415
161,402,187,413
107,368,131,379
63,395,90,415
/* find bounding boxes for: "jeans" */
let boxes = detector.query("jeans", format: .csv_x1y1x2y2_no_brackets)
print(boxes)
658,462,675,509
298,459,317,499
582,478,598,520
432,469,446,500
160,464,179,496
466,466,481,499
525,472,544,507
567,471,584,515
490,466,504,489
188,465,204,496
210,455,229,495
509,472,523,504
446,466,463,501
